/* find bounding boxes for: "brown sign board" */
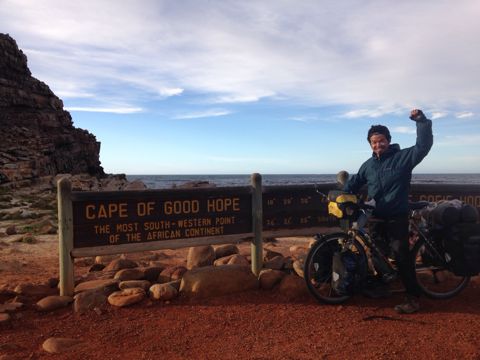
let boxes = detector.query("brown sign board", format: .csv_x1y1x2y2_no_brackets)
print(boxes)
262,183,480,231
71,187,252,248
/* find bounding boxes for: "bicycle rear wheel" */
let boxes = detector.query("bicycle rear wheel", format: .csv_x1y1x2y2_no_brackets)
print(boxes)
413,237,470,299
304,232,367,304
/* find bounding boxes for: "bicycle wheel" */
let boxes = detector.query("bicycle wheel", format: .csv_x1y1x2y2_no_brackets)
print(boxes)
413,237,470,299
304,232,367,304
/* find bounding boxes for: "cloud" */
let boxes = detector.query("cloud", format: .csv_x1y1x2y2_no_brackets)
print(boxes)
456,111,474,119
288,115,318,123
2,0,480,112
65,106,143,114
438,134,480,146
430,112,448,120
173,109,232,119
392,126,416,134
342,107,403,119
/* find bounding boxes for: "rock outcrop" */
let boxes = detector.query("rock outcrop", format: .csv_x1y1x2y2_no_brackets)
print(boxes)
0,33,105,187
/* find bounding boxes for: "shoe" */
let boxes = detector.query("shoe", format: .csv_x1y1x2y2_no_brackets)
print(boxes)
394,296,420,314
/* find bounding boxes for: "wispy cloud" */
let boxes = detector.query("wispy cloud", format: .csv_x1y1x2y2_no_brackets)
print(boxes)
342,107,403,119
288,115,318,123
2,0,479,112
173,109,232,119
456,111,474,119
65,106,143,114
430,111,448,120
438,134,480,146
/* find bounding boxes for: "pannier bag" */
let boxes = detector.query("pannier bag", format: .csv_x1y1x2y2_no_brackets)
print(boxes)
312,236,340,283
331,249,363,296
443,223,480,276
425,199,479,227
327,191,359,220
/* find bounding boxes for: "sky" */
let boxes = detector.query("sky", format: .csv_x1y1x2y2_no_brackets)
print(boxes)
1,0,480,175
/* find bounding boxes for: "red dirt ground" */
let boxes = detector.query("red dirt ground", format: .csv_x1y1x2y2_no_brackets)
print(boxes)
1,237,480,359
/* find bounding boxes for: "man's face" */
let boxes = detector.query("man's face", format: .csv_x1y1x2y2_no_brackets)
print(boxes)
369,134,390,157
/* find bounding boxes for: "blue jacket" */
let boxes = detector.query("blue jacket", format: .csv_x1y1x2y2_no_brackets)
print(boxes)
344,119,433,218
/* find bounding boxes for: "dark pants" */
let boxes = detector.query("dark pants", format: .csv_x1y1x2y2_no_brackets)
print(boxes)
369,215,421,297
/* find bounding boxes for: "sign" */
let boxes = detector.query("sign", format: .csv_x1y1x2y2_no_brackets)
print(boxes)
71,187,252,248
262,183,480,232
263,184,335,231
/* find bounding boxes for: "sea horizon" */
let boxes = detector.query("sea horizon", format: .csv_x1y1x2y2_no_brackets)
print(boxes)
126,173,480,189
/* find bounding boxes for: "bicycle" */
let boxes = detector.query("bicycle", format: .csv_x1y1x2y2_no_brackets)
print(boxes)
304,189,470,304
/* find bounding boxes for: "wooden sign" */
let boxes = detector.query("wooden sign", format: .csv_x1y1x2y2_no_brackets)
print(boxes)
71,187,252,248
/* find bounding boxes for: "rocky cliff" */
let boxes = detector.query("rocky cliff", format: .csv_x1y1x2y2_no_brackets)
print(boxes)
0,33,105,187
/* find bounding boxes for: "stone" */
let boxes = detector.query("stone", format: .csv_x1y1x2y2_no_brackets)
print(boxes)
277,274,310,300
289,245,309,256
214,255,234,266
160,265,188,280
114,268,144,281
36,295,73,312
166,280,181,291
149,283,178,301
264,249,283,261
227,254,250,266
5,225,16,235
0,313,10,324
214,244,239,259
119,280,151,291
142,266,164,282
108,288,146,307
74,279,119,295
180,265,259,298
264,255,284,270
42,337,83,354
74,289,107,314
293,260,305,277
0,302,23,313
47,277,59,288
103,258,138,272
186,245,216,269
124,180,147,190
259,269,286,290
89,263,105,272
14,283,56,297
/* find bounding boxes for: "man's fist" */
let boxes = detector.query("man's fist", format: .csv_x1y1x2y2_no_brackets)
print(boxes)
410,109,426,122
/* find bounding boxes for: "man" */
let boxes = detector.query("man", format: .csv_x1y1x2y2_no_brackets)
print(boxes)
344,109,433,313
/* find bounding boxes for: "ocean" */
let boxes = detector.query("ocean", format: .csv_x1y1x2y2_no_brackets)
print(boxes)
126,174,480,189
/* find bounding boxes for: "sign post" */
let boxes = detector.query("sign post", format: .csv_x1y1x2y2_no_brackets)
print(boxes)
57,178,74,296
251,173,263,275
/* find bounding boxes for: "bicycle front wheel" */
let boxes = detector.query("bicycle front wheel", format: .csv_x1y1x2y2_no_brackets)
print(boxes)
413,237,470,299
304,232,367,304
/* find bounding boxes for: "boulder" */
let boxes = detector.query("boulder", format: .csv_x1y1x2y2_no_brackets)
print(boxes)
103,258,138,272
74,289,107,314
119,280,151,291
180,265,258,298
108,288,146,307
259,269,286,290
214,255,234,266
149,283,178,301
74,279,119,295
42,337,83,354
277,274,309,300
0,302,23,313
227,254,249,266
264,249,283,261
186,245,216,269
5,225,16,235
142,266,164,282
14,283,56,298
36,295,73,312
0,313,11,324
264,255,284,270
214,244,239,259
293,260,304,277
113,268,144,281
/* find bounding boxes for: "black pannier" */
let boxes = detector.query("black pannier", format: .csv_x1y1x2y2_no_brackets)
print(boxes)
331,249,364,296
442,223,480,276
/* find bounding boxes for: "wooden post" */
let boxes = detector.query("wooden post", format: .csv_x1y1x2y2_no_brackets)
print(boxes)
251,173,263,276
58,178,74,296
